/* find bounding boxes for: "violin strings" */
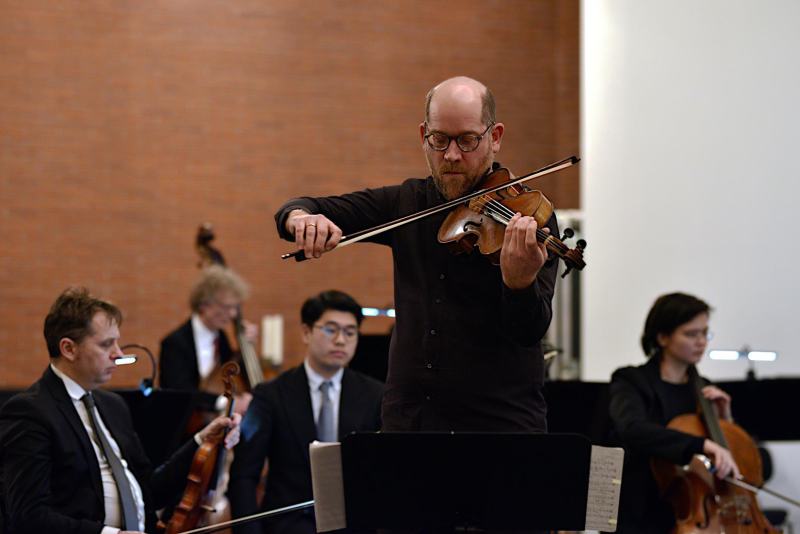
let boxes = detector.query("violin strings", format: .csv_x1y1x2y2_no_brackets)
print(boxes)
479,197,568,253
466,195,584,268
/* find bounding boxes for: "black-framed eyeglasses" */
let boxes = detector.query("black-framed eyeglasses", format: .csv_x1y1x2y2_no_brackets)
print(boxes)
314,322,359,341
423,122,495,152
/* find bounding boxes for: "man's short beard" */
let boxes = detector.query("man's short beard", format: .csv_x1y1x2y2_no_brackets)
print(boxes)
427,151,494,200
433,172,483,200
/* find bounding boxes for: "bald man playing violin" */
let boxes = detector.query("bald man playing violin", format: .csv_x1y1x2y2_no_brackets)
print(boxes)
275,76,559,433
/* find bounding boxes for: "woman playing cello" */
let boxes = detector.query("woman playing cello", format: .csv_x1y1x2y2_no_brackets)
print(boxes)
608,292,740,533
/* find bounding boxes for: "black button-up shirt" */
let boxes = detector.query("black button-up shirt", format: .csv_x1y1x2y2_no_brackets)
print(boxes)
275,167,559,432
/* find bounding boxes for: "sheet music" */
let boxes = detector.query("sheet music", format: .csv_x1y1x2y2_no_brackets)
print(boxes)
309,440,347,532
585,445,624,532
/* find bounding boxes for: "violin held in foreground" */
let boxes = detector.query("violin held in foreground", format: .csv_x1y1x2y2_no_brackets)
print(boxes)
437,166,586,277
158,362,240,534
282,156,586,277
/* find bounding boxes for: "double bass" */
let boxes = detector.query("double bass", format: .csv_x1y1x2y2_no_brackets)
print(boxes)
164,225,269,533
651,366,779,533
195,223,267,390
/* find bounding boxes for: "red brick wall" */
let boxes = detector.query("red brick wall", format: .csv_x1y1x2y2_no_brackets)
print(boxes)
0,0,579,388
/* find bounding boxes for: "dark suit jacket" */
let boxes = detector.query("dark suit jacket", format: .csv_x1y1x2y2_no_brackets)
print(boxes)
608,356,708,534
228,365,383,534
159,319,236,411
0,367,198,534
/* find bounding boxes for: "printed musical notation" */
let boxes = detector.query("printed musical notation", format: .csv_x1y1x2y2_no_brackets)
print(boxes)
585,445,624,532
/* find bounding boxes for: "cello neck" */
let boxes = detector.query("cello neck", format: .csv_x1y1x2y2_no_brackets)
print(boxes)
691,365,728,448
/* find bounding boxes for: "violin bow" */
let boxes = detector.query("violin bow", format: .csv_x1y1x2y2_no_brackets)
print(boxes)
724,476,800,509
281,155,580,262
697,453,800,509
177,500,315,534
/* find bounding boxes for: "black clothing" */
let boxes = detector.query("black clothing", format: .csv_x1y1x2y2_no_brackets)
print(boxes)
608,357,708,534
228,365,383,534
655,380,695,425
0,367,198,534
275,165,558,432
159,318,236,411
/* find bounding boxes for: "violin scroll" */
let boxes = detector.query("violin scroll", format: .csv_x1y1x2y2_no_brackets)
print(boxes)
559,232,587,278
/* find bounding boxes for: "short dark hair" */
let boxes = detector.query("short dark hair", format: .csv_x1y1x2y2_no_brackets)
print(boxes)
43,287,123,358
640,292,711,358
301,290,363,327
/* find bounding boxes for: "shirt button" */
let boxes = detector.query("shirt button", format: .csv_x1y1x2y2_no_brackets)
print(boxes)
426,363,432,369
425,395,431,401
435,298,442,304
439,273,445,280
430,329,437,336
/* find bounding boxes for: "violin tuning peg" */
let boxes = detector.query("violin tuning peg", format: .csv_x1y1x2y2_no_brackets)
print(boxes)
561,228,575,241
561,266,573,279
576,239,587,250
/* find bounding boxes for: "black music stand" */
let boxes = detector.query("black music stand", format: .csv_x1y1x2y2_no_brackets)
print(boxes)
335,432,598,532
114,388,196,465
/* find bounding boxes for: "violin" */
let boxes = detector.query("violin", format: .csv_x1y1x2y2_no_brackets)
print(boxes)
281,156,586,277
437,166,586,276
651,366,779,533
159,362,240,534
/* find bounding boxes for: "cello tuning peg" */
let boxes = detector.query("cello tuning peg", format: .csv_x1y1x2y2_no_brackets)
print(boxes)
561,228,575,241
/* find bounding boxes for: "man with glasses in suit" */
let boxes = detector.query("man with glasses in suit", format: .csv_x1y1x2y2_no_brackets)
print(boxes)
159,265,257,416
228,289,383,534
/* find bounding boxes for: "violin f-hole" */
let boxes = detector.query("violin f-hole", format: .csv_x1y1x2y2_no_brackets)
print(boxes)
463,220,482,232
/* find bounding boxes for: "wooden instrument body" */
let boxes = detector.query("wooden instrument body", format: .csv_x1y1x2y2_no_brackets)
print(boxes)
652,414,778,534
437,167,555,264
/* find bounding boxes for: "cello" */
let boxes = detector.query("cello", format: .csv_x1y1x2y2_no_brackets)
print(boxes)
651,366,779,533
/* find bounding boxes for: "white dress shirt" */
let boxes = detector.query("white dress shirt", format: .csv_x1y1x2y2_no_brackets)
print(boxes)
304,359,344,441
50,364,145,534
191,313,219,380
191,314,230,412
